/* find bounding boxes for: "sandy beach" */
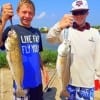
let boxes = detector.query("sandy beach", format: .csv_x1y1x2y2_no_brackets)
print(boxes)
0,68,100,100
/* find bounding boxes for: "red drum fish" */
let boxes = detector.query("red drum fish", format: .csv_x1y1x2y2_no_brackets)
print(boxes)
56,39,71,96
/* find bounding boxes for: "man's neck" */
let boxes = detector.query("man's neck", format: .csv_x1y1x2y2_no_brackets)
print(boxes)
73,22,90,31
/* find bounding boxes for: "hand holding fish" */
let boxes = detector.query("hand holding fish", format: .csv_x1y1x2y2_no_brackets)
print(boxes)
58,14,73,30
1,3,13,22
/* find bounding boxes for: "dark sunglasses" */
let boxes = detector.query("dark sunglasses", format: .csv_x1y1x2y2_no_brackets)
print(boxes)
72,10,88,16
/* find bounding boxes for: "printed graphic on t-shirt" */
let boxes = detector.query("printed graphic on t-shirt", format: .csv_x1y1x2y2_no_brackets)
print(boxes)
20,34,40,54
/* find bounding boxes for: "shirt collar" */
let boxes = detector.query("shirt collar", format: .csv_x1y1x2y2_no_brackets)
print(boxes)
73,22,90,31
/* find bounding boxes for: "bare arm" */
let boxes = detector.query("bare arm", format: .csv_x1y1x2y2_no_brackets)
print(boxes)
0,3,13,46
40,54,49,85
0,17,6,46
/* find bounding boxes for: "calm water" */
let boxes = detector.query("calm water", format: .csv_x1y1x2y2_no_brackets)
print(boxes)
41,34,59,51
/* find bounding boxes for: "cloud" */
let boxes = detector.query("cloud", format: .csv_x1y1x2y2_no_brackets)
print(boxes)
35,11,46,19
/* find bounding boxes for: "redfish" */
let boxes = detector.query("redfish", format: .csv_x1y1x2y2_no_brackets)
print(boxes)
56,40,71,96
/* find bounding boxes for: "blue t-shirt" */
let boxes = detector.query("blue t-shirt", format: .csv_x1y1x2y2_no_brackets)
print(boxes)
1,25,43,89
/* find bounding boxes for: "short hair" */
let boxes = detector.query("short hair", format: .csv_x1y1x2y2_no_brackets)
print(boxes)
17,0,35,14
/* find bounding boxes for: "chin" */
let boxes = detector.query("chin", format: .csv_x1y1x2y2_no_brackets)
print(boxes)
77,22,85,26
23,23,31,27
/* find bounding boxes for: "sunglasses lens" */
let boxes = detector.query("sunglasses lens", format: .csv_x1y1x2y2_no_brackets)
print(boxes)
72,10,88,15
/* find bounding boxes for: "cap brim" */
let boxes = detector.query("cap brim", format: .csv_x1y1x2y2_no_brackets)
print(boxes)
70,9,89,12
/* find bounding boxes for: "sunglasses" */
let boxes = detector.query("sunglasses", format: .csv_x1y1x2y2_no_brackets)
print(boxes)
72,10,88,16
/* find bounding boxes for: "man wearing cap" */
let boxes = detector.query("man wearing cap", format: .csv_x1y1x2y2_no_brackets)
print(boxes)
47,0,100,99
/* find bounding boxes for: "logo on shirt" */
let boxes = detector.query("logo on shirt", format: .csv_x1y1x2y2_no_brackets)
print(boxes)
88,37,95,42
76,1,83,7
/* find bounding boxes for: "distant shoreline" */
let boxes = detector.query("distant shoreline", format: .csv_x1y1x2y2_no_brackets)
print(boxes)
41,34,58,51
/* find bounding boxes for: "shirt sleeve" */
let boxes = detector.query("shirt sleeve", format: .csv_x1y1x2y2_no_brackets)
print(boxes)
46,22,64,44
94,30,100,77
38,30,43,52
39,35,43,52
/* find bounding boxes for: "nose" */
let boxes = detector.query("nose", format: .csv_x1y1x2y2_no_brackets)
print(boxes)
25,13,30,17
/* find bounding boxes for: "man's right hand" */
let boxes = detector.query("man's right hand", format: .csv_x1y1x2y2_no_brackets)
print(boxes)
58,14,73,30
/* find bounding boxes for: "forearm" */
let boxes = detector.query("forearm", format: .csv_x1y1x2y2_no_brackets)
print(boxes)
95,55,100,77
95,35,100,77
0,3,13,47
47,22,63,44
0,17,7,46
0,17,6,33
